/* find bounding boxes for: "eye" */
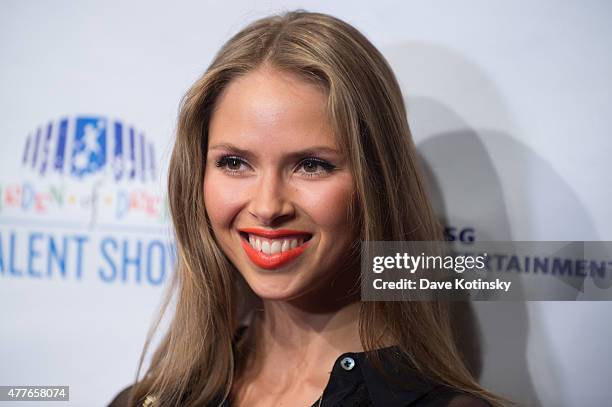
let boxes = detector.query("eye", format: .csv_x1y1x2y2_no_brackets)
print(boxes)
214,155,250,174
296,158,336,178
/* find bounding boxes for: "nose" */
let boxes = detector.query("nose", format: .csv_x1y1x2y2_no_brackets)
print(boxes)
248,170,295,226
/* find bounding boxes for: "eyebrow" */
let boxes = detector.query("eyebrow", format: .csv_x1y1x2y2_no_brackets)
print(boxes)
208,142,341,160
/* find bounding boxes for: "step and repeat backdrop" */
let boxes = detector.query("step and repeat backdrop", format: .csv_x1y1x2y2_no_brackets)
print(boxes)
1,1,611,406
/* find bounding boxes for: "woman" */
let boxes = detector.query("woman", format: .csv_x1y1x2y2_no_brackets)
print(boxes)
110,10,507,407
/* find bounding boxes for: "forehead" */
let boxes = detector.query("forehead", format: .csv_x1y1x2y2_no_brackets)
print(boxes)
208,66,337,151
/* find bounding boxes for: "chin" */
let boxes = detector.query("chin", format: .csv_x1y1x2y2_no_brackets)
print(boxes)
240,270,313,302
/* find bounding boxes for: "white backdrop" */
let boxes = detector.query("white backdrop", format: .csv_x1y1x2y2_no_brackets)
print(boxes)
1,1,611,406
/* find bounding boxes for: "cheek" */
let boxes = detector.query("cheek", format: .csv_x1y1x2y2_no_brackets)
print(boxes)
296,174,354,232
203,171,245,228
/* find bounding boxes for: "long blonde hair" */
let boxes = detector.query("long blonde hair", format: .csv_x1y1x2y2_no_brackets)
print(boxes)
129,9,507,406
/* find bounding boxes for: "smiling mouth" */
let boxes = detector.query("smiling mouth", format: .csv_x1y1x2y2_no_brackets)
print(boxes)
238,231,313,270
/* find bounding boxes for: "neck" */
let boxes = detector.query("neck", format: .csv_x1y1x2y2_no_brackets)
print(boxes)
234,296,362,396
255,262,364,358
237,264,365,386
257,297,363,357
231,294,363,406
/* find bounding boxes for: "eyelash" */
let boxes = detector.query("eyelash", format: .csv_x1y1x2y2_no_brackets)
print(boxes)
213,155,336,178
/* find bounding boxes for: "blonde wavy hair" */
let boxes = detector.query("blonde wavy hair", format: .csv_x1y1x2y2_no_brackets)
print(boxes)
127,9,508,407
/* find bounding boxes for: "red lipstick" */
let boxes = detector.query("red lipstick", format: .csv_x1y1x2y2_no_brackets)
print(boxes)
238,228,312,270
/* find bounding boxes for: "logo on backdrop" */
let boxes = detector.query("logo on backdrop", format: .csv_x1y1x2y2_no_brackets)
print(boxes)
0,115,174,286
8,116,166,223
21,116,156,182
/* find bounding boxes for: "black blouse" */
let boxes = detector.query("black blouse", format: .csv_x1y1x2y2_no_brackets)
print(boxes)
223,347,490,407
109,327,492,407
250,346,493,407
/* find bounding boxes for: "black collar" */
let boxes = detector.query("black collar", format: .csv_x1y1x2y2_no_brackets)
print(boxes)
322,345,438,407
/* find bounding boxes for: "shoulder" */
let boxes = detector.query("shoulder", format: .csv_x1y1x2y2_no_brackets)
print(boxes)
418,386,494,407
357,348,495,407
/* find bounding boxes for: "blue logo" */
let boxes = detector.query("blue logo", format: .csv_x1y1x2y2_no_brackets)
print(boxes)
21,116,156,183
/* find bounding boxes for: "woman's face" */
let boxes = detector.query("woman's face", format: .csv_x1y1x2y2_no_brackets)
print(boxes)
204,65,356,302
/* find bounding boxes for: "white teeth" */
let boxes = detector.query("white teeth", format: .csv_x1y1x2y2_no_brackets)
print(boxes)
245,234,308,254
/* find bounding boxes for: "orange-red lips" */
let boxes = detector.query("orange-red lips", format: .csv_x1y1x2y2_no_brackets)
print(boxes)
238,228,312,270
